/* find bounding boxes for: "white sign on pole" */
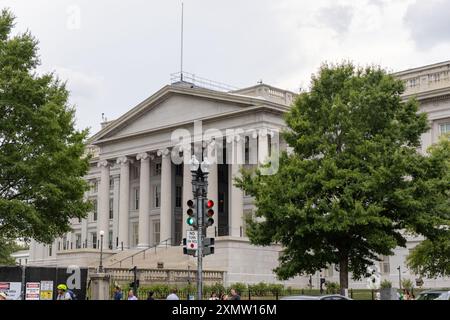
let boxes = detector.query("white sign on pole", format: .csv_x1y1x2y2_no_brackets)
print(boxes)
186,230,198,250
25,282,41,300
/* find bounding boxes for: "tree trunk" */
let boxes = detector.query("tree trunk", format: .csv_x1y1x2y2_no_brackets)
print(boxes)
339,255,349,296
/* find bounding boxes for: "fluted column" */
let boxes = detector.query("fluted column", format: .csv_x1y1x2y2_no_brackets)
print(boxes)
159,148,172,245
112,175,120,250
230,135,244,237
97,160,111,250
136,152,151,249
182,162,193,243
258,128,269,165
117,156,131,250
52,239,58,257
81,193,88,249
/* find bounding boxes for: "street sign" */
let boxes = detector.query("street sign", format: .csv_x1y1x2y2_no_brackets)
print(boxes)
186,230,198,250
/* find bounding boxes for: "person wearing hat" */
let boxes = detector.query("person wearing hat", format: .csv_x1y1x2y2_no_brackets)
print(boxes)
56,284,72,300
0,292,8,300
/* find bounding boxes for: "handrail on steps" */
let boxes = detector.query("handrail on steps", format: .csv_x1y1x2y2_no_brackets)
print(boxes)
109,238,173,268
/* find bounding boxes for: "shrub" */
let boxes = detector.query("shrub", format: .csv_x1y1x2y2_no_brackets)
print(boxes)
268,284,284,296
401,278,413,290
380,279,392,289
325,281,340,294
228,282,247,295
248,282,268,296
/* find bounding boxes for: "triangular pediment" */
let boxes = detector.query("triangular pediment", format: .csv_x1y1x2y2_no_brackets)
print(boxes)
91,86,261,143
114,94,243,136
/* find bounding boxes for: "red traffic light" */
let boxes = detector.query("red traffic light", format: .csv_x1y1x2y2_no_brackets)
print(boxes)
206,200,214,208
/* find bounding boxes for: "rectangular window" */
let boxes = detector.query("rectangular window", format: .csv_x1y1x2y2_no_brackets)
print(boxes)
154,185,161,208
133,188,140,210
109,230,113,249
132,165,140,180
109,198,114,219
91,233,97,249
75,234,81,249
153,221,160,244
439,122,450,136
132,223,139,247
48,245,52,257
379,255,390,274
91,180,98,193
175,186,182,208
109,178,114,190
155,163,162,175
268,134,272,157
245,136,250,164
92,199,98,221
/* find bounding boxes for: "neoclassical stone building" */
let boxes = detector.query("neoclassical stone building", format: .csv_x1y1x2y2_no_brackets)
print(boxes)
27,61,450,288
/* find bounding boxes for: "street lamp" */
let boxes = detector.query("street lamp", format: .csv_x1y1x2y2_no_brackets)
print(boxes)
99,230,104,273
190,155,200,172
397,266,401,290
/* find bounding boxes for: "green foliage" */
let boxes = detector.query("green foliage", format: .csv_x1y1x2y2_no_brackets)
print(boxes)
228,282,247,295
406,137,450,278
248,282,268,296
0,236,24,265
401,278,413,290
0,9,91,243
268,283,284,296
380,279,392,289
204,282,226,296
325,281,340,294
236,62,450,290
407,238,450,278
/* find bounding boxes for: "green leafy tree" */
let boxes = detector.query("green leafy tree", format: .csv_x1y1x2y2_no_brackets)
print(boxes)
0,236,25,265
236,62,450,293
0,9,91,244
406,137,450,278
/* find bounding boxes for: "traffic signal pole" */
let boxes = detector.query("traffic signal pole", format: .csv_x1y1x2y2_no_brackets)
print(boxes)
187,155,214,300
193,168,208,300
197,195,204,300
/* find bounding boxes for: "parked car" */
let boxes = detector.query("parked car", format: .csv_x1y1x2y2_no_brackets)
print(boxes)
416,290,450,300
280,294,352,300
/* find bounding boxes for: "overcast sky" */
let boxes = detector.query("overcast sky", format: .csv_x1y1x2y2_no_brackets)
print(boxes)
3,0,450,134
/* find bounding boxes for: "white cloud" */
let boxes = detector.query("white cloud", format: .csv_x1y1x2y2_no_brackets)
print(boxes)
2,0,450,133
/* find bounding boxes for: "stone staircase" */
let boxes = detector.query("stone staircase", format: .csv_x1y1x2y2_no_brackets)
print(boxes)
94,245,198,270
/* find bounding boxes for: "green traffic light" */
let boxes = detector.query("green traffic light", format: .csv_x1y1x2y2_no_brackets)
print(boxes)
187,217,195,225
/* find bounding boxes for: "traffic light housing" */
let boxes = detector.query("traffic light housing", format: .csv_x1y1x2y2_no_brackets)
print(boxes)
203,237,215,256
205,199,214,227
186,199,197,228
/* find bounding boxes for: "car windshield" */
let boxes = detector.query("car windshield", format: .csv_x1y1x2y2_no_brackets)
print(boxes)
417,292,444,300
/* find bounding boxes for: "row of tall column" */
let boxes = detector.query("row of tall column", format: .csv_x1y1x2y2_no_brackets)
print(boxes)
29,133,271,262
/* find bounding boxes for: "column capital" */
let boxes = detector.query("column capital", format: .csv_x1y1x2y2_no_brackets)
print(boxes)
97,159,111,168
136,152,153,161
157,148,170,157
116,156,133,165
258,128,268,137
